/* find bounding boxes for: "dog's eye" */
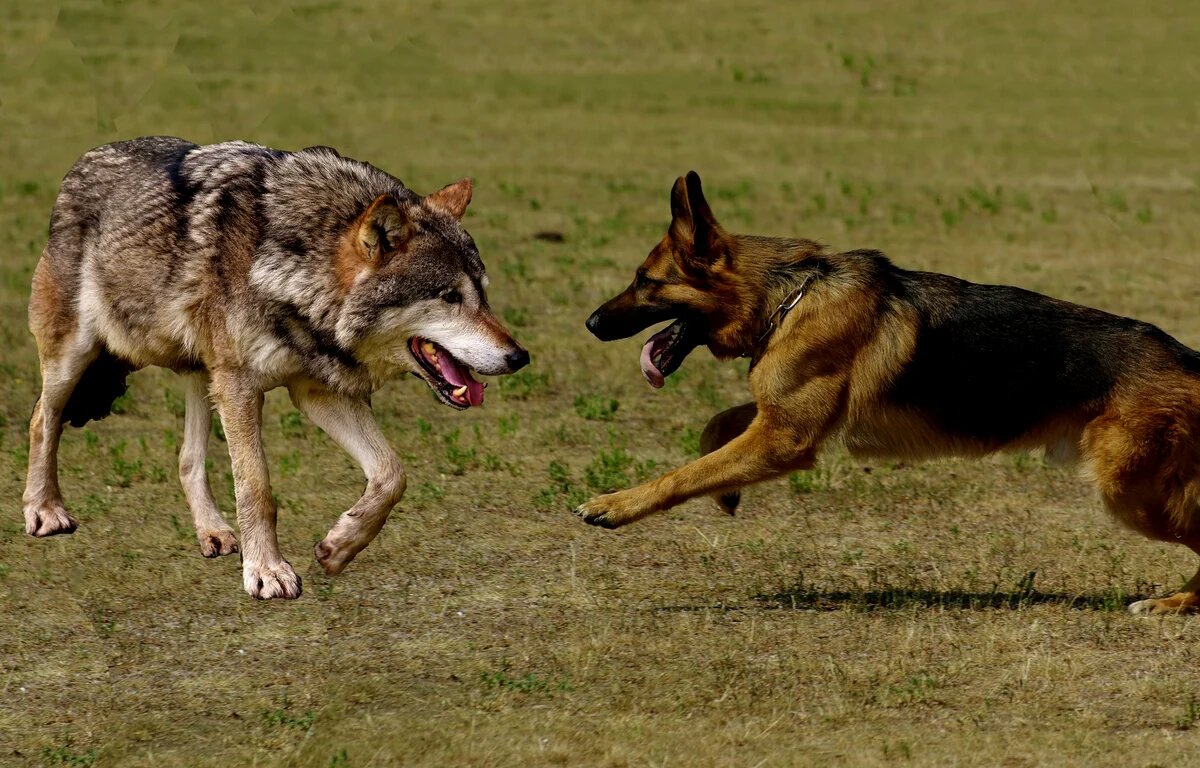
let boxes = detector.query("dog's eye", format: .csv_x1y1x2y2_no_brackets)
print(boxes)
443,290,462,304
635,273,654,289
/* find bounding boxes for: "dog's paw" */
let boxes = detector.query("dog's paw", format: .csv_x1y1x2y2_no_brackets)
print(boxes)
573,492,644,529
716,491,740,516
1128,594,1200,616
1128,599,1154,616
198,528,239,558
314,537,361,576
24,503,78,537
243,560,302,600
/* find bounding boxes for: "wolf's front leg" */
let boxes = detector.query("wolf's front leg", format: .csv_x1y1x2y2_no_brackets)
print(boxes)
179,373,239,558
575,418,817,529
211,371,301,599
288,381,405,576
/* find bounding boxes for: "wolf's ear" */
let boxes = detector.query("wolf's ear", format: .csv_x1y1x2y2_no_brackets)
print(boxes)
425,178,473,220
668,171,725,266
355,193,413,262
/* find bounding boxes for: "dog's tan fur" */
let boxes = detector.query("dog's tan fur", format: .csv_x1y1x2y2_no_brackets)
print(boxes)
580,171,1200,615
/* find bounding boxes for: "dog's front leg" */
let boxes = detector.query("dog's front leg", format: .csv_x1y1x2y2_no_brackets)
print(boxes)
575,417,817,529
700,402,757,515
288,381,405,576
211,370,301,599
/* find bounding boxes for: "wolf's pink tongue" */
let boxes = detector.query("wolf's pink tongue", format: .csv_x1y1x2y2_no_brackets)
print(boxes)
436,345,485,406
640,326,677,389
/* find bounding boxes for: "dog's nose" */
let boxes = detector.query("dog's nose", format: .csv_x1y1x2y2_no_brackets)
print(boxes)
506,347,530,372
585,310,603,337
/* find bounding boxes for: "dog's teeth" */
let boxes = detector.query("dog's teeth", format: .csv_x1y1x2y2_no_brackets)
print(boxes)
422,341,436,355
451,385,468,398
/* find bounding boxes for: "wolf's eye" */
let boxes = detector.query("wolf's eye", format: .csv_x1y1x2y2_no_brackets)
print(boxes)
635,273,654,289
443,290,462,304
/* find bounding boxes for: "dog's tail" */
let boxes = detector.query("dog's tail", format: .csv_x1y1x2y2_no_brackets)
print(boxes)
62,348,134,427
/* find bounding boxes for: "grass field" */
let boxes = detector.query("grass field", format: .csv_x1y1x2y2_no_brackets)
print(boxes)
3,1,1200,765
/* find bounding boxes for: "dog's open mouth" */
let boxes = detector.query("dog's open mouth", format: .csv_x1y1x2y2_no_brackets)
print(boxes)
409,337,485,408
639,319,703,388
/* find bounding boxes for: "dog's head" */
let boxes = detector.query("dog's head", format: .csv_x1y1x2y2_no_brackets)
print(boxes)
585,171,747,388
337,180,529,409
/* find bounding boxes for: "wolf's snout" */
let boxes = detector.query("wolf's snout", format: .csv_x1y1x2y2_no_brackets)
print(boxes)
505,346,530,372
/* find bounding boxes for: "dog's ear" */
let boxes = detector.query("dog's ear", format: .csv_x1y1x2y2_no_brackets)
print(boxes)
355,193,413,262
425,178,473,220
668,171,725,267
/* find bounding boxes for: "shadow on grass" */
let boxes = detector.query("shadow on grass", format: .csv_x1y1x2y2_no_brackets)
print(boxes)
751,585,1136,612
659,573,1147,613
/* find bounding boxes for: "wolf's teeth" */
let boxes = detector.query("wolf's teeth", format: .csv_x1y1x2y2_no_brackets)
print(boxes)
422,341,436,355
451,385,468,398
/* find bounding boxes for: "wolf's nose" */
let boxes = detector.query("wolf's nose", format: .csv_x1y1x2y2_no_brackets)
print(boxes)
506,347,530,372
585,311,603,337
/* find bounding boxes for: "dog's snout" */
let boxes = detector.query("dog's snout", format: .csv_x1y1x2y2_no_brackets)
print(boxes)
585,310,604,338
506,347,530,372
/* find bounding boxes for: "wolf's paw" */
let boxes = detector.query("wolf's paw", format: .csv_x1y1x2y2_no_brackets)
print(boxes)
314,537,363,576
573,492,645,529
198,528,239,558
1128,593,1200,616
24,503,78,537
243,560,302,600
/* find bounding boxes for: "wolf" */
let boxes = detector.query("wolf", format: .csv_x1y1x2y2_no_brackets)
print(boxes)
580,171,1200,615
24,137,529,599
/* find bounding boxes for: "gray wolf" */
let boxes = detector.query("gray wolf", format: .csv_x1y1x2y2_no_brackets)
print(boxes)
579,170,1200,615
24,137,529,599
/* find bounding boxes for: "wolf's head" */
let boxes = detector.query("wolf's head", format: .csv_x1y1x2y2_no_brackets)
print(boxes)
585,171,765,388
336,180,528,409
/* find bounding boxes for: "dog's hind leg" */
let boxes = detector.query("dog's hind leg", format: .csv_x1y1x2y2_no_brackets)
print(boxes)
179,373,239,558
1128,542,1200,615
288,380,405,576
700,402,757,515
1084,401,1200,615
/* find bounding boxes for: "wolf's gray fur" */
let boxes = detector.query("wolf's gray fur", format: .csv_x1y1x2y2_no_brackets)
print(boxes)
25,137,528,599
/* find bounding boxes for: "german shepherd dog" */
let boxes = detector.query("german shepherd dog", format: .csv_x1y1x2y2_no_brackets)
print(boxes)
24,137,529,599
581,171,1200,615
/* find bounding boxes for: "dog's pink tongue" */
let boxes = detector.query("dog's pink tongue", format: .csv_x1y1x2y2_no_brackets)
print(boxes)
436,345,485,406
640,327,674,389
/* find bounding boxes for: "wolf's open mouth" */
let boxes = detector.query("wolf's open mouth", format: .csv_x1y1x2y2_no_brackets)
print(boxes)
409,337,485,408
639,319,703,388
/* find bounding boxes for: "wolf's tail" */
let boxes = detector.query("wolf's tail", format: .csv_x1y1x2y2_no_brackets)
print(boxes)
62,348,134,427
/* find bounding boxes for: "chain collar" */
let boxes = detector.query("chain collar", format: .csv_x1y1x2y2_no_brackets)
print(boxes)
745,273,816,358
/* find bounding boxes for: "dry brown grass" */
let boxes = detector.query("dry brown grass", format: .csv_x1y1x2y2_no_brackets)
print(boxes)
2,1,1200,765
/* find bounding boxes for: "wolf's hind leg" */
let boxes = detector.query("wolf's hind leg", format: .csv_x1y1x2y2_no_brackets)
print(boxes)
179,374,238,557
288,381,405,576
700,402,757,515
23,333,99,537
